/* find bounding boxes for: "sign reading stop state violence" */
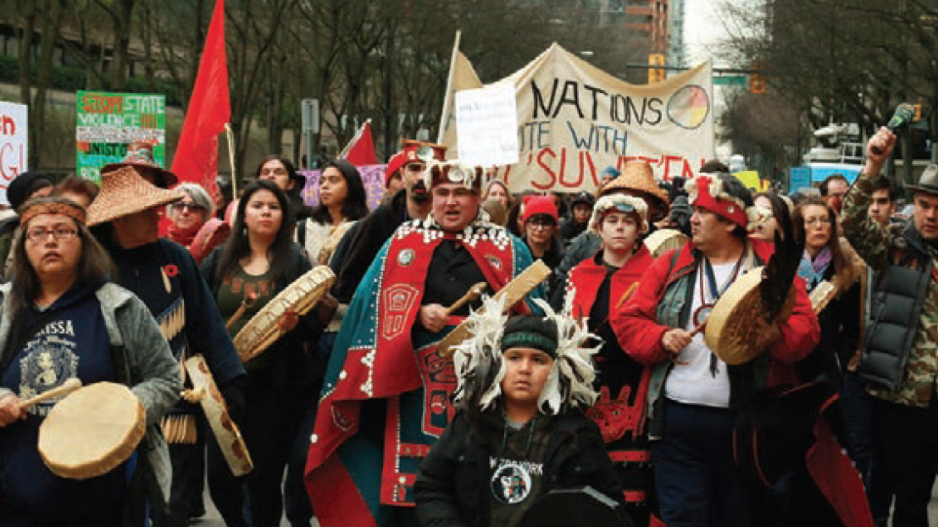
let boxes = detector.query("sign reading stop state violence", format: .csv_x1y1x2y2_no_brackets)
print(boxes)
75,91,166,183
0,102,27,205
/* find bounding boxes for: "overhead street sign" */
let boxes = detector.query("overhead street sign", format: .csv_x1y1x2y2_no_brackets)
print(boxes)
713,75,747,86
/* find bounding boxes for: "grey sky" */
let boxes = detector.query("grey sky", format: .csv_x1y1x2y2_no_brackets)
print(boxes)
685,0,721,64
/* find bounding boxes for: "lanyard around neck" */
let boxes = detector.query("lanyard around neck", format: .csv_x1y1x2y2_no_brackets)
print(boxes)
701,255,743,304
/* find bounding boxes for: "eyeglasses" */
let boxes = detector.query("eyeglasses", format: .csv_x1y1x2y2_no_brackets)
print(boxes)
805,217,832,227
260,167,287,176
405,163,425,172
26,227,77,243
171,202,205,213
527,218,556,229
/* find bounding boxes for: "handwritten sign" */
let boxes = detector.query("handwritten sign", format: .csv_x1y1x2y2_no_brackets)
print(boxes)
0,102,27,205
455,84,519,167
76,91,166,183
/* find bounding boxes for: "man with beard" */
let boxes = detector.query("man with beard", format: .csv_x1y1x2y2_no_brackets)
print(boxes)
306,158,543,527
329,140,444,303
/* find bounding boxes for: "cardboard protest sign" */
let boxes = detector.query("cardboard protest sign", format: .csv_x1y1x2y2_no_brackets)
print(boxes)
456,84,519,167
443,43,715,193
75,91,166,183
0,102,27,205
734,171,764,192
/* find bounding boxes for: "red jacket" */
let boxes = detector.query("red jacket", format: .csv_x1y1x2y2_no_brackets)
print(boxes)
567,244,654,320
612,239,819,387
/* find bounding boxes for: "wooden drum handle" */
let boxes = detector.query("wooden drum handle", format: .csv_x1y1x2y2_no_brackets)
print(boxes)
18,378,82,410
443,282,487,316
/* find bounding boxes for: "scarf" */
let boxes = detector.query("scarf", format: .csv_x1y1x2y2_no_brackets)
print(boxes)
167,222,201,248
797,246,832,290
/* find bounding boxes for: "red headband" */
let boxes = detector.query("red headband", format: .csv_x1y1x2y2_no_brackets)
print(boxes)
691,175,748,228
21,201,87,226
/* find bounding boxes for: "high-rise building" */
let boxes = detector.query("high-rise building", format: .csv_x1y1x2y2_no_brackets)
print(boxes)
625,0,669,55
667,0,686,68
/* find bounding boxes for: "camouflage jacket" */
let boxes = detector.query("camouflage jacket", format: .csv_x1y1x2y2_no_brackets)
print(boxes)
842,172,938,408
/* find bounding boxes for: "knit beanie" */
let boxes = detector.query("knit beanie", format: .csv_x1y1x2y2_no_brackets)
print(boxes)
500,315,558,357
522,196,559,224
9,171,54,210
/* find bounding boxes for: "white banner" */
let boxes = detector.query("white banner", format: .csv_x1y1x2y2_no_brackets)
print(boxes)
0,102,28,205
443,43,716,193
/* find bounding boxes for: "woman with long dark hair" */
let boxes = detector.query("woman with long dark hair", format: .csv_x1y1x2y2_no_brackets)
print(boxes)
0,197,179,526
751,191,793,243
300,159,369,266
792,197,859,378
256,155,310,223
201,180,323,527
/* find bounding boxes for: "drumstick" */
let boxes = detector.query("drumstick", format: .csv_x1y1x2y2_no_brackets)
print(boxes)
689,322,706,337
443,282,487,316
226,291,259,331
18,378,82,410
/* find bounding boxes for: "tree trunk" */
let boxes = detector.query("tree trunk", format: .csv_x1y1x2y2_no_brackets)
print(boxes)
30,0,66,169
108,0,136,89
17,1,36,105
381,16,395,160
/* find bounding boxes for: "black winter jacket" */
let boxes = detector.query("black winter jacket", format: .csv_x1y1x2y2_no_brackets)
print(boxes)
414,409,624,527
330,189,409,303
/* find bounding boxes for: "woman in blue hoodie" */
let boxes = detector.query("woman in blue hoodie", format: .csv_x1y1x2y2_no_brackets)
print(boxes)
0,197,180,526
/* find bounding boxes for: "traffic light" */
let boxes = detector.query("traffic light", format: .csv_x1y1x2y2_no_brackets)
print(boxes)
750,72,766,94
648,53,666,84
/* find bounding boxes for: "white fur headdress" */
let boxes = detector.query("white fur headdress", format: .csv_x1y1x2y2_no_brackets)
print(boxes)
451,293,601,416
588,194,650,235
420,159,487,192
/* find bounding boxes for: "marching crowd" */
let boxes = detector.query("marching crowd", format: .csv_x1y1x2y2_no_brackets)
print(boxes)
0,126,933,527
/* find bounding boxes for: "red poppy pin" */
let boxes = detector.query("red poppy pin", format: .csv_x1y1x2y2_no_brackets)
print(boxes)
164,264,179,277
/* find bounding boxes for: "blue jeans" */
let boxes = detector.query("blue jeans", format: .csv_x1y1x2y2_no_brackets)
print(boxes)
651,399,752,527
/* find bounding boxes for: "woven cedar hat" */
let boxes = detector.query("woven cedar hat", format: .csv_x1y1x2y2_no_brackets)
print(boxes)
599,161,669,220
101,141,178,189
87,166,183,226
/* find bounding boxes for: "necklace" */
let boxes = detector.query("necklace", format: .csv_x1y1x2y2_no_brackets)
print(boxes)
692,255,743,327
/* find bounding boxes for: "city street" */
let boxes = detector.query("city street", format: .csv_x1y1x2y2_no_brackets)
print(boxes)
190,482,938,527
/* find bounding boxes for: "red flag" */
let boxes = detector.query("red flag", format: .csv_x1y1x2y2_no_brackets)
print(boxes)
340,121,377,166
171,0,229,200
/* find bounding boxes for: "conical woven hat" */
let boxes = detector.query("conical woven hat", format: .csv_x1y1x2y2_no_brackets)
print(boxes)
599,161,669,219
101,141,178,188
87,166,183,226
